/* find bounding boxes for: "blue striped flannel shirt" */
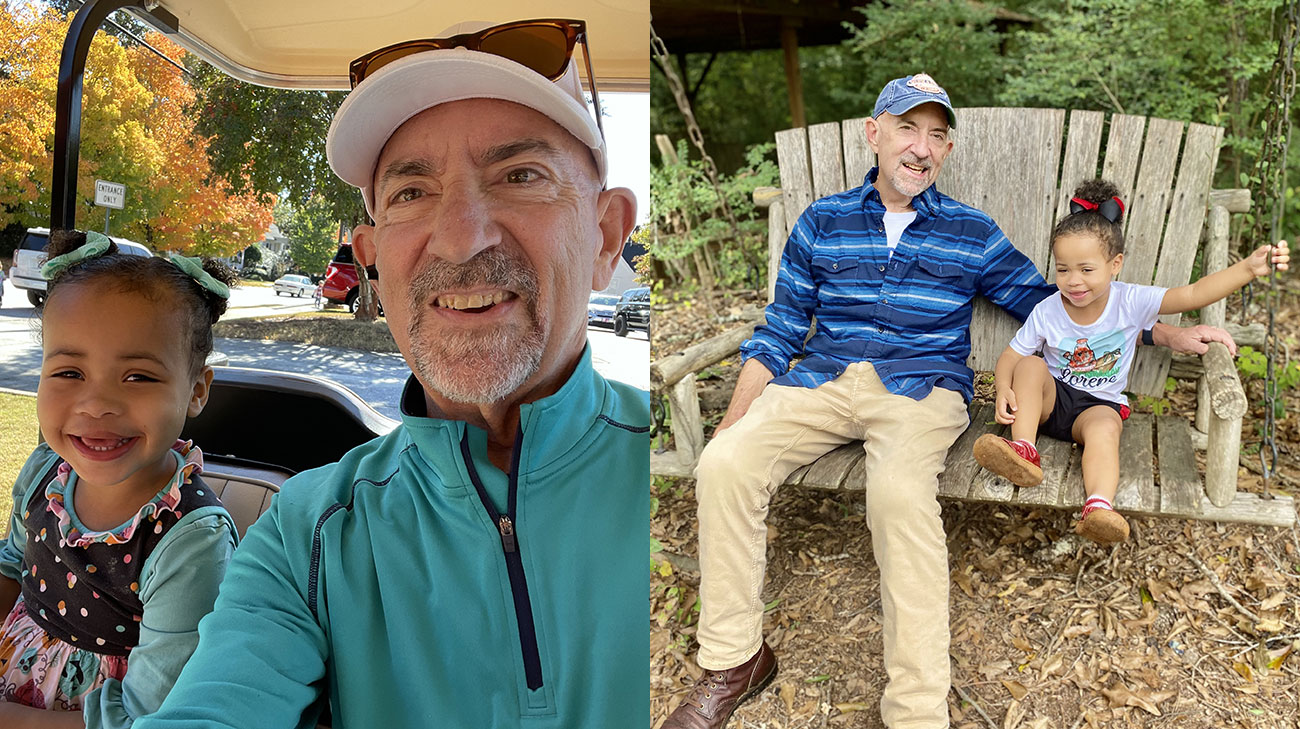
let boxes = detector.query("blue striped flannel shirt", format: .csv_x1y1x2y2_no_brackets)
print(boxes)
740,168,1057,403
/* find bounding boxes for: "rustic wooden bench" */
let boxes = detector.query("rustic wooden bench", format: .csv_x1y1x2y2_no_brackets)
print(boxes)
651,107,1294,528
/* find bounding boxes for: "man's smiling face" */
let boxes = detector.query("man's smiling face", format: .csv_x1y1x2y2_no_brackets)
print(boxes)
867,103,953,206
353,98,613,406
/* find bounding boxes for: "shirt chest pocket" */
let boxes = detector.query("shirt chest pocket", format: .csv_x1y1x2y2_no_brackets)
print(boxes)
811,255,862,305
915,256,970,295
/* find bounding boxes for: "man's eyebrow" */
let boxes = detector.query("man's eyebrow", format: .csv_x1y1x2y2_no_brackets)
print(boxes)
377,159,438,191
479,138,562,166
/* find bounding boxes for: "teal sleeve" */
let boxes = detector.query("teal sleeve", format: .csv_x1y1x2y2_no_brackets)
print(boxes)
133,494,328,729
0,444,61,581
82,509,237,729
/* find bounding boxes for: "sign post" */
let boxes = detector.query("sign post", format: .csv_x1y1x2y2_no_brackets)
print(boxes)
94,180,125,234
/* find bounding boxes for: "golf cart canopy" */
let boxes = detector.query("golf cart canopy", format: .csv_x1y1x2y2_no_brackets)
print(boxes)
52,0,649,231
126,0,649,91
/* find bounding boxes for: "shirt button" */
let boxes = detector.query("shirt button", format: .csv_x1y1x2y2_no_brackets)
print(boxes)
878,265,886,272
831,262,838,270
882,297,889,304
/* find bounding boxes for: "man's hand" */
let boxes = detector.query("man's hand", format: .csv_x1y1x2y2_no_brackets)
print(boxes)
713,358,776,437
995,387,1018,425
1152,322,1238,356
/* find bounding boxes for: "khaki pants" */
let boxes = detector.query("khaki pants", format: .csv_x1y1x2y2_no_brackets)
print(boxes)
694,362,969,729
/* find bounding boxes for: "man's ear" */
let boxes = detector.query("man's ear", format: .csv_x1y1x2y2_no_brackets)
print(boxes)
188,366,215,418
591,187,637,290
864,116,881,154
353,224,377,267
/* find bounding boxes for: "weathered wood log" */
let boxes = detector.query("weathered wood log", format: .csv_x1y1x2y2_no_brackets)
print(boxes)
1201,205,1231,329
753,186,782,209
1202,343,1246,507
1208,188,1251,213
651,322,758,389
668,373,706,466
1202,343,1248,420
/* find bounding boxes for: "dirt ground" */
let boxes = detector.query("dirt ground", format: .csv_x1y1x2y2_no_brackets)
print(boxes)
650,285,1300,729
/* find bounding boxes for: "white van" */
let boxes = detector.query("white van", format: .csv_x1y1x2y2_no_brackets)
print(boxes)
8,227,151,306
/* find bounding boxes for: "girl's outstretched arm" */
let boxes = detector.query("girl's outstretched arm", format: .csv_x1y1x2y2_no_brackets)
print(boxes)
1160,241,1289,315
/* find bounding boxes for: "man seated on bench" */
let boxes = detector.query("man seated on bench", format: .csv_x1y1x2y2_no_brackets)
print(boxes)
661,73,1234,729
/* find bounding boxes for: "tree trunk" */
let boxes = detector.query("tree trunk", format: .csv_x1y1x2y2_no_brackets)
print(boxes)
347,222,379,322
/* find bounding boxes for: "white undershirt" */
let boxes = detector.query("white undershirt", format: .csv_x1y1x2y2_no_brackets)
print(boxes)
883,211,917,259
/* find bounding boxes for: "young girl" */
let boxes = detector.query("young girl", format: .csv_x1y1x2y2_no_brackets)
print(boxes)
0,230,238,728
973,179,1289,544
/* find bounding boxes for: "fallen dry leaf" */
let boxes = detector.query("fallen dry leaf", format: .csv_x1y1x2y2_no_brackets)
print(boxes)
779,682,796,715
1001,679,1029,700
1100,682,1173,716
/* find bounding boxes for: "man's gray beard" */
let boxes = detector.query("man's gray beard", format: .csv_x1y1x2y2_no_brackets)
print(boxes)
407,248,545,404
889,155,932,198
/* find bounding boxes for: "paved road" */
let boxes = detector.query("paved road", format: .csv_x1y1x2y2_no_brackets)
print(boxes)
0,280,647,420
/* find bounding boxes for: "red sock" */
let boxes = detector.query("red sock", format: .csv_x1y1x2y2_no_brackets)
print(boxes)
1082,495,1113,518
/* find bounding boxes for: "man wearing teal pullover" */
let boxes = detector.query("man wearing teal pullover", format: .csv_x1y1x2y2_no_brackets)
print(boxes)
135,18,647,729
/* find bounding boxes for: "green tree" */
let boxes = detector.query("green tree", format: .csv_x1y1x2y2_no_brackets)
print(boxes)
279,194,340,276
649,140,779,292
842,0,1008,109
998,0,1283,185
188,63,365,227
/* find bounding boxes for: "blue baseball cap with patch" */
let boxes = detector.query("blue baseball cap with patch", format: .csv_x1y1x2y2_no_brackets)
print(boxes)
873,73,957,128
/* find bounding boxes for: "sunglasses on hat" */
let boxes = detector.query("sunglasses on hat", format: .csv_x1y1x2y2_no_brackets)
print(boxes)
348,18,604,138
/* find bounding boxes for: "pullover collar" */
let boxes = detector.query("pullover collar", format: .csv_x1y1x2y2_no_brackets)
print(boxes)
395,344,604,483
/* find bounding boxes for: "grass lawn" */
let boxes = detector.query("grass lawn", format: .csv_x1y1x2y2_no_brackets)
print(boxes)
214,312,398,352
0,392,39,535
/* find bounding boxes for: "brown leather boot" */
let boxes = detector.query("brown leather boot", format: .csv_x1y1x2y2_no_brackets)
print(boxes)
659,642,778,729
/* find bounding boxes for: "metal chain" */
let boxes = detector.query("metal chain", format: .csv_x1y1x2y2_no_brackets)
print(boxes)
650,391,668,446
1245,0,1298,492
650,23,742,241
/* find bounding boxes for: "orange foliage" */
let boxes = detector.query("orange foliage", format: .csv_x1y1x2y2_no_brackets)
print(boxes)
0,8,273,256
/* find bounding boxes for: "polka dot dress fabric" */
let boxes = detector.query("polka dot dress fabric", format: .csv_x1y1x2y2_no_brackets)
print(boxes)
0,442,223,710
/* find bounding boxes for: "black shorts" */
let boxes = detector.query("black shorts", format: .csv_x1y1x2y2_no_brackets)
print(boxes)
1040,378,1131,443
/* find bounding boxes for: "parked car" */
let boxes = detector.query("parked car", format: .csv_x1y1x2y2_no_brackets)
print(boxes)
321,243,381,314
613,286,650,337
587,293,620,328
1,265,6,307
273,274,315,297
8,227,151,307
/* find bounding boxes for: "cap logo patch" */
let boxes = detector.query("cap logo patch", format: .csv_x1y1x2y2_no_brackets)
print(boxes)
907,74,944,95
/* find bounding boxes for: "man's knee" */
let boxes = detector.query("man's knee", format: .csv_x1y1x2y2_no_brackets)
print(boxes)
864,467,943,523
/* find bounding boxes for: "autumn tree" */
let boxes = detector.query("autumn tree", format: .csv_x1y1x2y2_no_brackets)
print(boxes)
0,6,273,256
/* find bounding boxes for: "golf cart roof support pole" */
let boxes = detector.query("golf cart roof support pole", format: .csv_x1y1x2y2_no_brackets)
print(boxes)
51,0,144,233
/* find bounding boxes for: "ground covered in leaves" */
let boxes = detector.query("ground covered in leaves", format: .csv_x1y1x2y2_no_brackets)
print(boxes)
650,287,1300,729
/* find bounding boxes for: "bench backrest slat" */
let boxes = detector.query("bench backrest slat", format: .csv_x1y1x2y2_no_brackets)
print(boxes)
809,122,847,199
1124,117,1184,287
842,117,875,188
772,107,1225,398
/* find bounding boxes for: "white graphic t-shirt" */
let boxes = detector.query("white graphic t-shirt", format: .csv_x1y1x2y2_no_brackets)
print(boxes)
1008,281,1167,405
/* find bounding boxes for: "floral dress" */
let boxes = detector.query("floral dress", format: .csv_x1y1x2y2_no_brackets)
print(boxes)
0,442,223,710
